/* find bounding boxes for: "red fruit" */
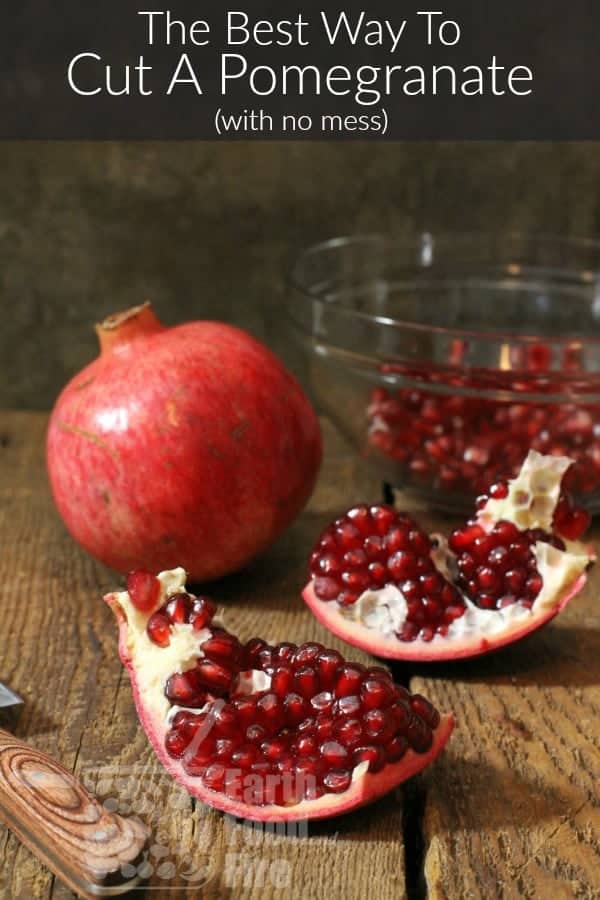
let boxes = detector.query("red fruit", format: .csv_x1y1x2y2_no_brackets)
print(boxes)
47,302,322,581
147,612,172,647
105,570,453,823
127,570,160,613
304,452,593,662
367,360,600,500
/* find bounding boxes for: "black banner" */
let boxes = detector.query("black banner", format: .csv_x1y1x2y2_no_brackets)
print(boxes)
3,1,599,139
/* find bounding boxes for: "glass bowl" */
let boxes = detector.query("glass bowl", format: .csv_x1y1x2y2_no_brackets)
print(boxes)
287,233,600,514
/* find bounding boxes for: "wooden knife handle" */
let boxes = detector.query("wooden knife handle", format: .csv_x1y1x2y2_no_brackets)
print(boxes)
0,729,150,898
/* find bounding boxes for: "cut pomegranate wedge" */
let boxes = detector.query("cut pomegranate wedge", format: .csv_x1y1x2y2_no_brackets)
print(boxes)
106,569,453,822
303,451,595,662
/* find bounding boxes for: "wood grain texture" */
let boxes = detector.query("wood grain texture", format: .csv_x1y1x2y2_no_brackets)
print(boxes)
411,561,600,898
1,411,599,899
3,142,600,410
0,728,148,897
0,411,407,899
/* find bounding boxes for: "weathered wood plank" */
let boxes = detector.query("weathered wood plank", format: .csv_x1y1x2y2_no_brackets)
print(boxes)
2,409,599,899
413,552,600,900
0,412,407,900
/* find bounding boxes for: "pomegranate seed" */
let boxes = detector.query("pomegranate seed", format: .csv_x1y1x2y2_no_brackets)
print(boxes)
189,597,217,630
388,551,418,580
346,504,372,532
363,709,395,743
297,717,316,735
283,693,308,725
322,770,352,793
492,521,520,543
526,574,543,595
147,612,171,647
410,695,440,729
211,704,238,737
257,646,275,671
343,549,368,568
316,649,344,687
243,638,267,667
127,570,160,612
334,665,365,698
165,729,189,758
314,553,342,576
406,716,433,753
214,739,235,761
256,693,285,733
294,666,320,699
364,535,385,559
385,736,408,763
201,634,242,666
313,577,341,601
361,678,396,710
335,718,363,747
271,665,294,697
310,691,334,714
165,671,206,707
353,745,385,772
333,695,362,718
203,763,227,791
273,642,297,663
477,567,501,592
296,735,317,756
504,568,526,593
335,522,363,550
261,738,288,761
293,643,325,667
196,659,234,695
316,717,335,740
340,570,371,592
319,741,349,767
246,723,267,744
231,696,257,725
171,710,204,740
165,593,192,624
231,744,258,768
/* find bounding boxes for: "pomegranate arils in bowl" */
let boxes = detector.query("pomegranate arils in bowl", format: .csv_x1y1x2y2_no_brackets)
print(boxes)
106,568,453,822
303,451,594,661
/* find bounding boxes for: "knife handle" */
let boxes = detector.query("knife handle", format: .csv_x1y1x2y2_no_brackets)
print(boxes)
0,729,150,898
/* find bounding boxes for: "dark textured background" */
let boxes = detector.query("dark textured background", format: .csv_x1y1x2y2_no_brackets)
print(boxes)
3,141,600,409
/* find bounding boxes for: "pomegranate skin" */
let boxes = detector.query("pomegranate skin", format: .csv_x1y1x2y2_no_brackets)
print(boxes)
47,304,322,580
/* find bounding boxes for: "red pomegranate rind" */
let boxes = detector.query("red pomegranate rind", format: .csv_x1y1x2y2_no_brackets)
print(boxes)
47,304,322,582
105,574,454,822
302,572,587,662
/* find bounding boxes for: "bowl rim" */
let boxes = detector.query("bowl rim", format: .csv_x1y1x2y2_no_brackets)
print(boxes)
287,231,600,345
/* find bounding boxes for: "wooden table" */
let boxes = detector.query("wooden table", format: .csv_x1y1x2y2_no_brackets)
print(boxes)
1,411,599,899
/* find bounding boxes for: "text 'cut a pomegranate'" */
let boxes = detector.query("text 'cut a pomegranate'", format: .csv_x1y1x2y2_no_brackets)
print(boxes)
105,570,454,823
303,451,595,662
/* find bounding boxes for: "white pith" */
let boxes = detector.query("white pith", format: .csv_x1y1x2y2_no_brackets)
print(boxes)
113,568,272,723
112,569,380,799
339,452,590,642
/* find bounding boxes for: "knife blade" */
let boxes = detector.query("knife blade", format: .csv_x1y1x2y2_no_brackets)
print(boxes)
0,681,150,898
0,682,22,708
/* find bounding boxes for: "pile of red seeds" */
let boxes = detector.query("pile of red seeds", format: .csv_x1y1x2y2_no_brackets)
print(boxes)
309,505,466,641
368,362,600,499
139,588,440,806
448,481,589,610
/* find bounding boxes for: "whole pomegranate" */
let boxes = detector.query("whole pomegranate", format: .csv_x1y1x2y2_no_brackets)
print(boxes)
47,303,322,580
